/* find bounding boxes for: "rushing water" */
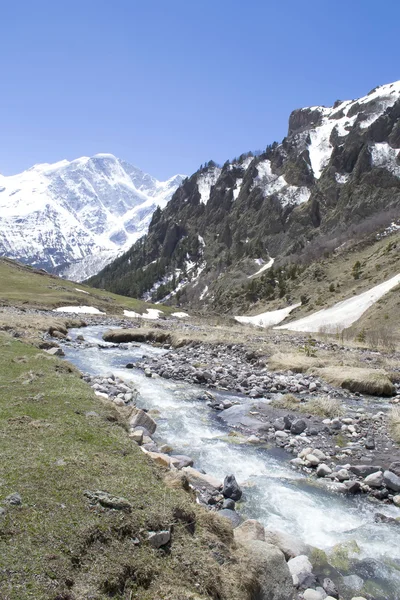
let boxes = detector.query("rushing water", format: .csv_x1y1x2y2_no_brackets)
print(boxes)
64,326,400,599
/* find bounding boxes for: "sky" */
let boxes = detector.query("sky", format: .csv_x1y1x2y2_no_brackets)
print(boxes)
1,0,399,181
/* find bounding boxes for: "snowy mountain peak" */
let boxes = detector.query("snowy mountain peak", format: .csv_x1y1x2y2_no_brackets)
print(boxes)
0,155,184,279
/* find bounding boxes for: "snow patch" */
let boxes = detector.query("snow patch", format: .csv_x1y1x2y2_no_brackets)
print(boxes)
248,257,275,279
275,273,400,333
197,168,221,204
171,312,190,318
370,142,400,177
123,308,163,320
199,285,209,300
53,305,105,315
75,288,89,294
235,303,301,328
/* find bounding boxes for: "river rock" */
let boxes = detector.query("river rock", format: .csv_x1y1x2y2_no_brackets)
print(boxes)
364,471,383,487
323,578,339,598
129,409,157,434
45,347,65,356
243,540,295,600
389,461,400,477
234,519,265,544
335,468,350,481
287,554,313,587
392,495,400,507
144,451,170,468
129,429,143,444
223,474,242,501
305,454,320,467
383,470,400,492
303,590,323,600
182,466,221,494
169,455,194,469
291,419,307,435
264,528,308,560
217,508,243,528
148,529,170,548
274,417,285,431
317,464,332,478
349,465,382,477
222,498,235,510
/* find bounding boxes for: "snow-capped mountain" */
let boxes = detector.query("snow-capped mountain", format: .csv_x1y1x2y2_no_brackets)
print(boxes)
89,80,400,310
0,153,184,279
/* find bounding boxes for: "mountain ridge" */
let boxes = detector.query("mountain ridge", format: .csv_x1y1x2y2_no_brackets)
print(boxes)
0,153,184,279
88,80,400,312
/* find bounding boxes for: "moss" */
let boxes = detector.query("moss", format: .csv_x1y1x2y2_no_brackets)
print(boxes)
329,540,360,571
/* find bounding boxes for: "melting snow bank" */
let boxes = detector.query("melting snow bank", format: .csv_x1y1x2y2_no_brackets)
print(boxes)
53,306,105,315
235,303,301,328
75,288,89,294
248,257,275,279
276,272,400,333
123,308,163,320
171,312,190,318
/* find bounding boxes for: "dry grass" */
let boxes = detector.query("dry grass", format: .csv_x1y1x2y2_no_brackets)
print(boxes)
271,394,344,418
314,366,396,397
389,407,400,444
268,352,327,373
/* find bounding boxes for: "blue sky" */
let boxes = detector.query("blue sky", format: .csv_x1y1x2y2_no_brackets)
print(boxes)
1,0,399,180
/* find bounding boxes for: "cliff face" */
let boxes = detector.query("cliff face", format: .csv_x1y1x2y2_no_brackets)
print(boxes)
89,81,400,310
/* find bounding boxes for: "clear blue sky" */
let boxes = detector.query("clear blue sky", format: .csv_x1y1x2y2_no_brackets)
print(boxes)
1,0,399,180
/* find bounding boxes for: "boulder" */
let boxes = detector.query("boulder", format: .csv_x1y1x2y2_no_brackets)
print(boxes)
291,419,307,435
148,529,170,548
5,492,22,506
223,474,242,501
181,466,222,494
129,409,157,434
217,508,243,528
383,470,400,492
323,578,339,599
317,464,332,478
389,461,400,477
243,540,295,600
349,464,382,477
392,495,400,507
364,471,383,488
264,528,308,560
287,554,313,587
335,468,350,481
169,455,194,469
129,430,143,444
45,347,65,356
234,519,265,544
222,498,235,510
306,454,320,467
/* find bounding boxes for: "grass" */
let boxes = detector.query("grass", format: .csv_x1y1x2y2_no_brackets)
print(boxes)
0,257,175,316
389,407,400,444
314,366,396,397
268,352,327,373
271,394,344,418
0,332,250,600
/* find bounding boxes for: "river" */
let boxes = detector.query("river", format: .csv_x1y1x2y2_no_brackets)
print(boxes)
63,325,400,599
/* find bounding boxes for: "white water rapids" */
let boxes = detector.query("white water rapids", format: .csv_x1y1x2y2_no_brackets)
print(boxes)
64,326,400,599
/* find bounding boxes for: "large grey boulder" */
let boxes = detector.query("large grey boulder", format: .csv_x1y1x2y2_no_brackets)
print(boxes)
244,540,294,600
364,471,383,487
181,466,221,494
234,519,265,544
217,508,243,528
287,554,313,587
264,529,308,560
129,409,157,434
383,470,400,492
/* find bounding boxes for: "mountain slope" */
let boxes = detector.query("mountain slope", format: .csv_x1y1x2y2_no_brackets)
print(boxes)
89,81,400,311
0,154,184,279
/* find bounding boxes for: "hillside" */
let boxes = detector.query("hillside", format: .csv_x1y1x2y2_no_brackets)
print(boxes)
88,81,400,318
0,154,184,279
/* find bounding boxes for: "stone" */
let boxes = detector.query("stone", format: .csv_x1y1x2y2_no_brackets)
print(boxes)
392,494,400,507
145,451,170,468
389,461,400,477
349,464,382,477
303,590,323,600
0,507,5,517
291,419,307,435
247,435,261,444
84,490,131,511
305,454,320,467
317,464,332,478
217,508,243,528
169,455,194,469
309,382,317,392
234,519,265,544
223,474,242,501
164,471,190,492
45,347,65,356
312,449,327,461
364,471,383,487
264,528,308,560
129,430,143,444
148,529,170,548
342,574,364,591
287,554,313,587
383,470,400,492
242,540,295,600
5,492,22,506
335,468,350,481
126,363,134,369
275,430,289,440
144,368,152,378
222,498,235,510
323,578,339,599
345,481,361,494
129,409,157,434
365,438,375,450
182,466,221,494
